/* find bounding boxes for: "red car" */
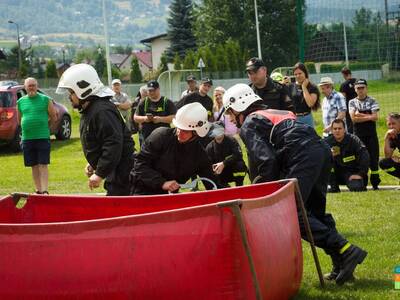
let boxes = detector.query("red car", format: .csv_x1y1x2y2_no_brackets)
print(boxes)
0,84,72,152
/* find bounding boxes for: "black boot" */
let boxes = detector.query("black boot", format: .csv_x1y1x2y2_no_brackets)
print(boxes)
370,173,381,190
336,245,367,285
324,253,341,281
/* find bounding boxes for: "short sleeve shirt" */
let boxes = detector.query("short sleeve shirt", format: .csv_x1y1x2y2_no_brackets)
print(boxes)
348,96,379,136
178,92,213,119
135,96,177,139
340,78,357,104
288,83,319,114
322,90,347,129
17,92,51,140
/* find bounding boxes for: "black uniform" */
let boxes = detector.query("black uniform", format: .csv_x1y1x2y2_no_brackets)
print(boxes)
80,96,135,196
288,82,319,115
340,78,357,133
249,77,293,111
240,107,348,255
176,91,214,121
379,133,400,179
130,127,218,195
205,135,247,186
324,133,370,191
135,96,176,141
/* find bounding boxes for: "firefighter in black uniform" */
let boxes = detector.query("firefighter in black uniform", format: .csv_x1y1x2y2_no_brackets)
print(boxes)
130,103,219,195
324,119,370,192
340,67,358,133
222,83,367,285
205,124,247,187
379,113,400,179
56,64,135,196
246,57,293,111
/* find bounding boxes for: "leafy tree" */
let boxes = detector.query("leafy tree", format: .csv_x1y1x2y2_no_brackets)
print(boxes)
194,0,298,69
45,59,58,78
36,58,45,79
94,48,106,78
158,52,169,73
182,49,196,69
215,44,228,73
130,56,143,83
166,0,197,60
173,53,182,70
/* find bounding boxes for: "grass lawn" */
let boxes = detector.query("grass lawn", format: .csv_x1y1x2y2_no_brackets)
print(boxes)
0,79,399,298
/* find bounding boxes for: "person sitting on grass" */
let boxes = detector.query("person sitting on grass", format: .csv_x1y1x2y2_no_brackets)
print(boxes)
324,119,370,192
379,112,400,180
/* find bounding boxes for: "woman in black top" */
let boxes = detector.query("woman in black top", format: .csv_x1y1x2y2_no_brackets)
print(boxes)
288,62,320,127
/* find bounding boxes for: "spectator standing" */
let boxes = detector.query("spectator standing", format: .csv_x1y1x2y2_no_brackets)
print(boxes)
134,80,176,145
246,57,293,111
212,86,238,135
111,79,132,130
131,85,148,134
288,62,320,127
223,83,367,286
349,79,381,190
340,67,357,133
56,64,135,196
319,77,347,136
180,74,198,99
379,113,400,180
17,77,57,194
324,119,370,192
177,78,214,122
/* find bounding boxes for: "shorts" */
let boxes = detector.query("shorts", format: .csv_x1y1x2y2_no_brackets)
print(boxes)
22,139,51,167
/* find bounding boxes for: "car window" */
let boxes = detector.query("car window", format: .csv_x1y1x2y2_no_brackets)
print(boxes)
0,92,13,107
17,90,26,99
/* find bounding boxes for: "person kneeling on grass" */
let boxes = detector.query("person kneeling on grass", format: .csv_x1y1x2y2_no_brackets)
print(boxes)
130,102,220,195
222,83,367,285
379,112,400,180
324,119,370,192
205,124,247,187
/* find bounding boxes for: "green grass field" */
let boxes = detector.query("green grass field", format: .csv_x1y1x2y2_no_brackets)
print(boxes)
0,79,399,298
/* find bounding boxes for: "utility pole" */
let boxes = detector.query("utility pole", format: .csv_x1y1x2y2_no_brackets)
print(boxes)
8,20,22,80
102,0,112,86
254,0,262,59
296,0,305,62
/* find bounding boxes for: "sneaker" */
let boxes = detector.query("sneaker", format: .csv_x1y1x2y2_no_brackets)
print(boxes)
336,245,367,285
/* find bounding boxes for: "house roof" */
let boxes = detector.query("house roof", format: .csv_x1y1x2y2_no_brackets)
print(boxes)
140,33,168,44
109,54,128,66
134,51,152,68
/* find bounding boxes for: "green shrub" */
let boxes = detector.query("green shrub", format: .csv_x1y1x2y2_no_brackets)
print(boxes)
304,62,316,74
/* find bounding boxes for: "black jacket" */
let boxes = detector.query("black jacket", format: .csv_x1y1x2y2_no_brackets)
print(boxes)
250,77,294,111
205,135,246,169
80,97,135,191
324,133,370,176
239,108,322,182
131,127,217,195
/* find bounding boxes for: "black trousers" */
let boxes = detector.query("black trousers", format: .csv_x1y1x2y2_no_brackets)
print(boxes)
218,160,247,186
379,158,400,179
358,134,379,172
329,168,367,191
284,141,348,252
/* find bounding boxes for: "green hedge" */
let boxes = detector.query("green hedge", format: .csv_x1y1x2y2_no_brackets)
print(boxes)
319,61,383,73
304,62,316,74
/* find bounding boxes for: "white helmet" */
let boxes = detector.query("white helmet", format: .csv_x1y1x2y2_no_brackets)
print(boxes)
223,83,262,113
56,63,114,99
172,103,210,137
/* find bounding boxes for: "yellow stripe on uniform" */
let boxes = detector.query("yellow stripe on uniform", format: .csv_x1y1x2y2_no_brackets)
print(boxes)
339,242,351,254
233,172,246,177
342,155,355,163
